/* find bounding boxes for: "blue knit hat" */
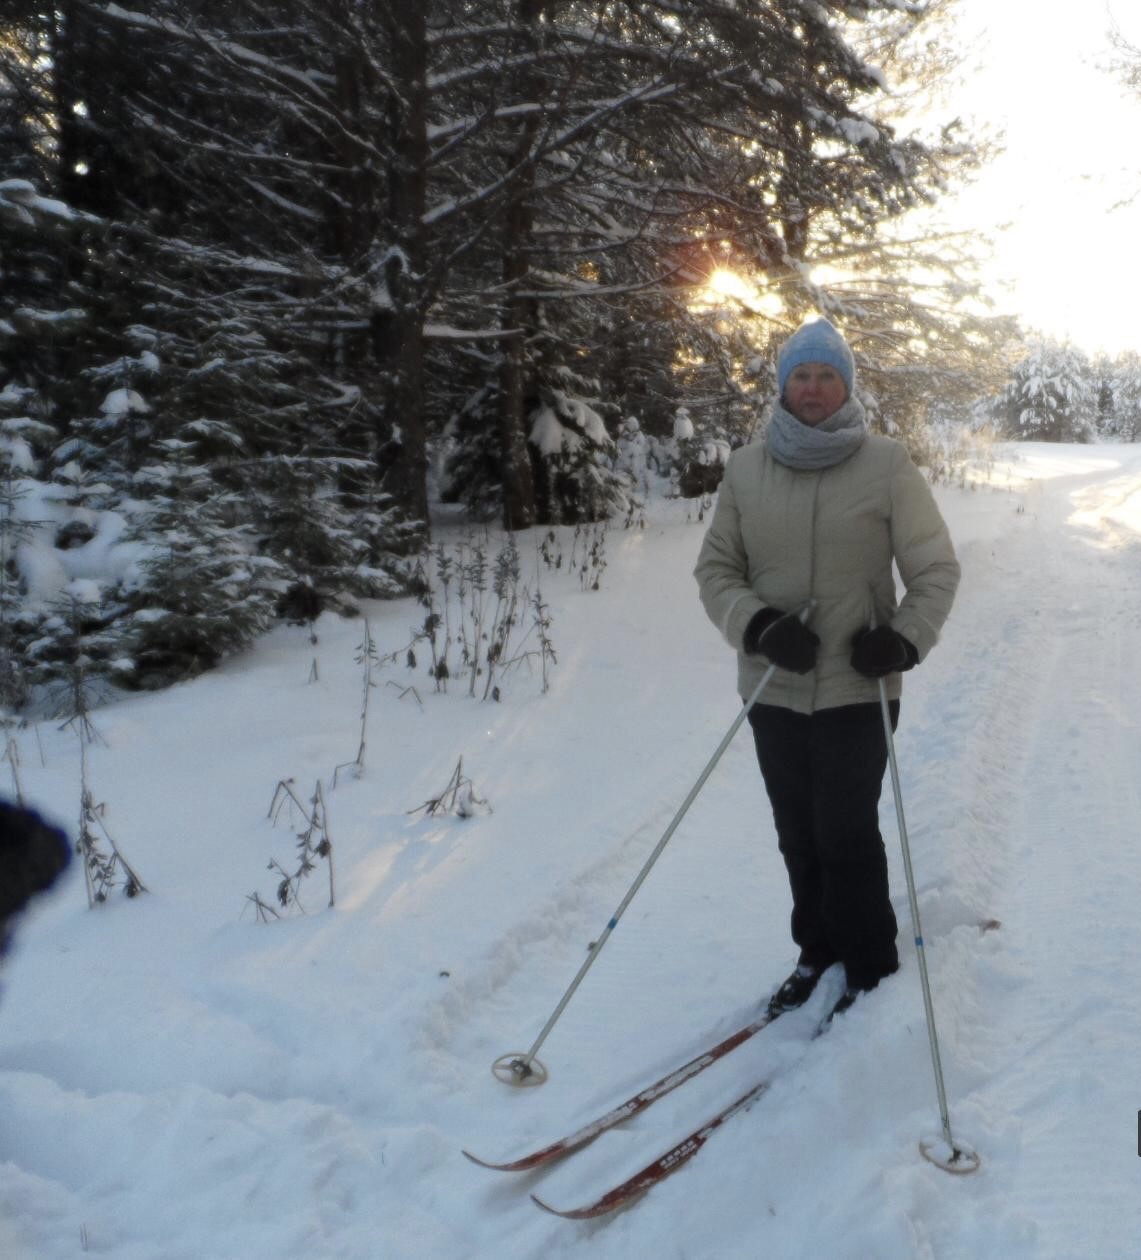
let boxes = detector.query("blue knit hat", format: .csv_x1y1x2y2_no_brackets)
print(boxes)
777,318,855,398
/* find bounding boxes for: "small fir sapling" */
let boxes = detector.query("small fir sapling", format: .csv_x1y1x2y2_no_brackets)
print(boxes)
34,588,118,729
262,778,335,913
409,756,491,819
117,439,279,688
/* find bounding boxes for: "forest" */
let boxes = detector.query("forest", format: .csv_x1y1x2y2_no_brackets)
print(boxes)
2,1,1139,706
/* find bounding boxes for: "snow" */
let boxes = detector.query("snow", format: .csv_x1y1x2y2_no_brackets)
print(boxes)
9,476,140,610
529,396,610,457
836,118,881,146
0,437,35,474
0,180,84,225
100,388,150,419
4,442,1141,1258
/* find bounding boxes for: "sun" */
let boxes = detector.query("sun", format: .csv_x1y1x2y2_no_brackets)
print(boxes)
707,268,754,303
700,268,784,318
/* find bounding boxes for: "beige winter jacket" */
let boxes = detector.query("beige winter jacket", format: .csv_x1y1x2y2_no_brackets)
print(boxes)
694,434,960,713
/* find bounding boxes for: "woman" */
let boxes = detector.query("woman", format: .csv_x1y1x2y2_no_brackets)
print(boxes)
694,318,960,1020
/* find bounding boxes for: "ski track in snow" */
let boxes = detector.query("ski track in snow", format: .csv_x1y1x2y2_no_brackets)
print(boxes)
927,452,1141,1259
2,447,1141,1258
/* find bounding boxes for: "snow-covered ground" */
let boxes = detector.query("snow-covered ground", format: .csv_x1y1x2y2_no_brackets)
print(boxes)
3,442,1141,1259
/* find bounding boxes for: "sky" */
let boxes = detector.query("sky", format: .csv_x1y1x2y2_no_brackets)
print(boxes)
942,1,1141,355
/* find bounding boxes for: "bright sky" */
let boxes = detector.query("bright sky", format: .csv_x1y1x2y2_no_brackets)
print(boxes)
944,1,1141,355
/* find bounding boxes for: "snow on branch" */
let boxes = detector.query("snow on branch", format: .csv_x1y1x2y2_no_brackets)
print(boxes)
102,5,327,99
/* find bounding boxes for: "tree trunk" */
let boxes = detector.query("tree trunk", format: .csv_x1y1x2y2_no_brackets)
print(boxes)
495,0,552,532
499,212,538,531
372,7,429,537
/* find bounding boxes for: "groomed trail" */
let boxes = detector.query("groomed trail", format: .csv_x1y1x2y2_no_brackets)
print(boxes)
2,444,1141,1259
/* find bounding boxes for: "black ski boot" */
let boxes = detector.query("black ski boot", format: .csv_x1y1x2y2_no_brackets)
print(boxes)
766,965,822,1017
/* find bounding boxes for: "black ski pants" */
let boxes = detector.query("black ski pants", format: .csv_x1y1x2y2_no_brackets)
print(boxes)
747,701,900,991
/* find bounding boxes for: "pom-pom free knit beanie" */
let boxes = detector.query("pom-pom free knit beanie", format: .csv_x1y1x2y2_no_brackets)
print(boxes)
777,318,856,398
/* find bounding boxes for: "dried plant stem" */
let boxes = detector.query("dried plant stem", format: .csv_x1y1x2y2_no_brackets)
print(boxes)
333,619,377,785
4,735,24,806
262,777,335,913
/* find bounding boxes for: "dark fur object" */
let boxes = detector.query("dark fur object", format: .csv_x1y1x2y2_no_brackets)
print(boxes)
0,801,71,958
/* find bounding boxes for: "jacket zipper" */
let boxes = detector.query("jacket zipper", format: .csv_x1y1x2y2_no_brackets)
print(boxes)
807,471,823,712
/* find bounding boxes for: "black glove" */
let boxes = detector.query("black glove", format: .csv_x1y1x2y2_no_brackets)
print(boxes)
744,608,819,675
0,802,71,959
850,626,918,678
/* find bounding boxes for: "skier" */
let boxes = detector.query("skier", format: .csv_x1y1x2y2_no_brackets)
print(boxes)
694,318,959,1020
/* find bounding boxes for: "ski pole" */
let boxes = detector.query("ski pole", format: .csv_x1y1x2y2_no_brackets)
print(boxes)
492,604,813,1087
871,617,979,1173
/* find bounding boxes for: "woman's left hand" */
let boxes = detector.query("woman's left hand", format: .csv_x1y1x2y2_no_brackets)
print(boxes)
850,626,918,677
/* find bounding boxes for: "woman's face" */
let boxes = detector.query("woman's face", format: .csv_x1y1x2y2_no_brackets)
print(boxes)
784,362,847,426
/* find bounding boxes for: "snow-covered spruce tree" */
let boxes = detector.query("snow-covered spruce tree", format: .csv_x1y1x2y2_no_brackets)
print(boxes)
0,418,43,715
2,8,420,688
528,384,628,525
1090,353,1115,439
994,339,1097,443
0,167,110,713
0,407,144,715
1108,352,1141,441
113,439,281,689
0,173,100,506
24,580,122,719
670,407,733,500
63,373,156,483
437,382,507,522
242,451,411,623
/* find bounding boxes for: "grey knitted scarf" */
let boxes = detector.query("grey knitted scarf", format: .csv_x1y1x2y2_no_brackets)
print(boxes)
765,396,868,470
